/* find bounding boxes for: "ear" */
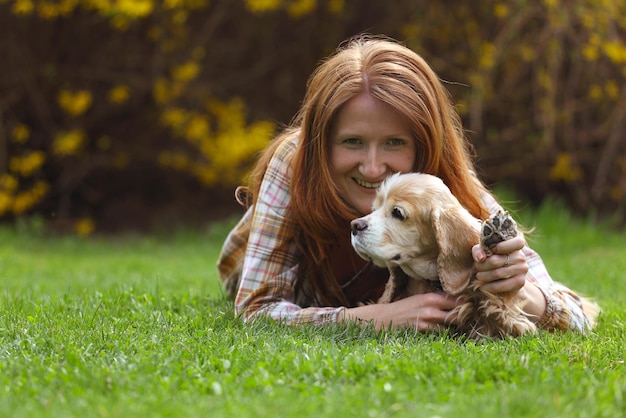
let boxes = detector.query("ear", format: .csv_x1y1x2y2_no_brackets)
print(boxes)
432,207,479,295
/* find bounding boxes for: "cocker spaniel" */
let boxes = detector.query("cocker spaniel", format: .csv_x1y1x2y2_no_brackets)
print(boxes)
350,172,536,340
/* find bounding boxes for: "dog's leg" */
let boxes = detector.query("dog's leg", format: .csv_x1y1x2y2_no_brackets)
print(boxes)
378,267,400,303
466,210,538,339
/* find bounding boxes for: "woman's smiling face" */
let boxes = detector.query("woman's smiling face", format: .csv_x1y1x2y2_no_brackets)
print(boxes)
329,92,417,215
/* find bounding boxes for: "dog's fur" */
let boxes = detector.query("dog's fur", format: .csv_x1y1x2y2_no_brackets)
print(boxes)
350,173,598,340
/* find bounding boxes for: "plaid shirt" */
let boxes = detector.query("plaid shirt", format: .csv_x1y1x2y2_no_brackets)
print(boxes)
217,135,593,332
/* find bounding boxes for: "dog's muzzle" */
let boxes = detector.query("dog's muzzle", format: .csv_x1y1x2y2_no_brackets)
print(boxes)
350,218,368,236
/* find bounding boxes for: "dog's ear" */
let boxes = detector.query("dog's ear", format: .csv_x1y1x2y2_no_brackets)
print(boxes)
432,206,478,295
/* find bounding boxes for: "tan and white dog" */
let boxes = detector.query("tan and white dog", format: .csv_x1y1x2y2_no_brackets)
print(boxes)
350,172,537,340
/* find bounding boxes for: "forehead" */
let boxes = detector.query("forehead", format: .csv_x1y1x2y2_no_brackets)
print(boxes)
332,93,413,138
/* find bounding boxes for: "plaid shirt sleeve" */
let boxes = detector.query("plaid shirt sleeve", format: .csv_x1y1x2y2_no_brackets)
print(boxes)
481,192,592,333
233,136,345,325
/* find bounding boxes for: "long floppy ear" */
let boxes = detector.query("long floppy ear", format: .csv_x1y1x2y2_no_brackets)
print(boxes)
432,206,479,295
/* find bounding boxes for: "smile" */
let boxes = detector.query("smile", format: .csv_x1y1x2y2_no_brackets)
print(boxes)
354,178,382,189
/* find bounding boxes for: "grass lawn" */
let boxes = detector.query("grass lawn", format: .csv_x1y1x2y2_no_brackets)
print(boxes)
1,202,625,418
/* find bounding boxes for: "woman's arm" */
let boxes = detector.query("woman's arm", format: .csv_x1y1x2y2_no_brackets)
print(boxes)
472,236,547,322
476,192,597,333
341,292,462,331
233,136,345,325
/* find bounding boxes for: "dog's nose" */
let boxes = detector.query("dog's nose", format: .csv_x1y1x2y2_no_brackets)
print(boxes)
351,219,368,236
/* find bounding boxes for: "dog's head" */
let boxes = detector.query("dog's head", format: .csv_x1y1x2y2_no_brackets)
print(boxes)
350,173,480,295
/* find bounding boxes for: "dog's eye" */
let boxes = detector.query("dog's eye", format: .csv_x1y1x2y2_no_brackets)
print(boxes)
391,207,406,221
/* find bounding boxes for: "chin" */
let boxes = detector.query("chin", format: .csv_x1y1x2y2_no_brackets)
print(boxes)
354,201,375,216
344,189,376,215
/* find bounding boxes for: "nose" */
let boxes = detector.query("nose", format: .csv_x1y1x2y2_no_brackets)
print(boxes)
359,148,387,179
351,219,368,236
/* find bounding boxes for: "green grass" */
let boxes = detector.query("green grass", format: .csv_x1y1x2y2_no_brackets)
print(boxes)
1,205,625,418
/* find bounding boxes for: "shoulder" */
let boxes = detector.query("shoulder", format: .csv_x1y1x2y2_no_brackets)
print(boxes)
264,133,300,181
479,190,502,214
271,133,299,166
255,133,300,208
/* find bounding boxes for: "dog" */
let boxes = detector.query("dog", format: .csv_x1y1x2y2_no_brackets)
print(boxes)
350,172,538,340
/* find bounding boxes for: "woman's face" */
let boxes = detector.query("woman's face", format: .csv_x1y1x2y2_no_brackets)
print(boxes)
329,93,417,215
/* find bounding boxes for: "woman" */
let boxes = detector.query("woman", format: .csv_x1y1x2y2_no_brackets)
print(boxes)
217,35,594,333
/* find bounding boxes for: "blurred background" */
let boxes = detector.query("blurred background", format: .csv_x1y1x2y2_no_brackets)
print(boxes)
1,0,625,235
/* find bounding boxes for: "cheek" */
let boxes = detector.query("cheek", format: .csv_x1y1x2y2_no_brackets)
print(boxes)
329,147,356,177
393,153,416,173
383,148,417,174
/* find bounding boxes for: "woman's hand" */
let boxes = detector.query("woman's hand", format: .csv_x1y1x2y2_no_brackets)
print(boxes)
472,236,528,294
342,292,463,331
472,236,546,321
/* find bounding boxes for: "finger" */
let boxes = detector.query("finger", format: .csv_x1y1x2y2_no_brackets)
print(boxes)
413,312,456,331
478,273,526,294
432,293,465,311
475,250,523,273
472,244,487,263
490,236,526,255
476,258,528,281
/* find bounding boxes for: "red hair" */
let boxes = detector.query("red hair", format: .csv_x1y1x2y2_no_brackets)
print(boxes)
242,35,488,306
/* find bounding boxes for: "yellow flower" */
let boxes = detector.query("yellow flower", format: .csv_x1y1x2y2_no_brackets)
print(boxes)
10,151,45,177
11,181,48,215
185,115,209,142
245,0,281,13
603,41,626,64
110,15,131,30
0,175,18,192
171,61,200,83
12,124,30,143
520,45,536,62
115,0,153,17
479,42,496,70
544,0,558,9
75,217,95,237
582,44,599,61
588,84,603,101
287,0,315,18
58,89,92,117
0,191,11,216
53,129,86,156
160,107,188,129
172,9,187,24
12,0,34,14
153,78,171,104
164,0,183,8
493,3,508,18
549,153,583,182
108,84,131,104
605,80,619,100
38,1,60,19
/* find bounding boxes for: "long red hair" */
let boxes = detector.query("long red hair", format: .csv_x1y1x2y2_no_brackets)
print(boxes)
242,35,489,306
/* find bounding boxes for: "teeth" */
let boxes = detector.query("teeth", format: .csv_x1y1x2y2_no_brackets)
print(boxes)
355,178,382,189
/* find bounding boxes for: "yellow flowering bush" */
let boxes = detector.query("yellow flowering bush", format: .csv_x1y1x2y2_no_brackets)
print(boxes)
0,0,624,230
399,0,626,222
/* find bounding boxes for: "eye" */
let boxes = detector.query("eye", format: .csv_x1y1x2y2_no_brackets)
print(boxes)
341,137,363,145
387,138,406,146
391,207,406,221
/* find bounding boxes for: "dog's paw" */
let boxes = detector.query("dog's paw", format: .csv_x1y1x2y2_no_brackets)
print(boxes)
480,210,518,255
